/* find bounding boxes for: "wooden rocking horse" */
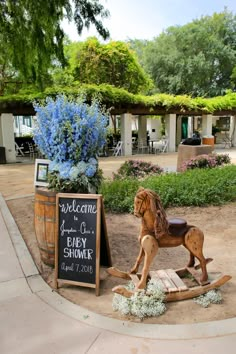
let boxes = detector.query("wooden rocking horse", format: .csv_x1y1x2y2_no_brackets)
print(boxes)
108,187,231,300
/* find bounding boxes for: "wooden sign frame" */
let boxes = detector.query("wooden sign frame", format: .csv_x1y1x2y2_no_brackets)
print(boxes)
55,193,111,296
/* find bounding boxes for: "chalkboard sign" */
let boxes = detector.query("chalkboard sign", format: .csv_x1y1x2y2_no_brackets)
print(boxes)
55,193,111,296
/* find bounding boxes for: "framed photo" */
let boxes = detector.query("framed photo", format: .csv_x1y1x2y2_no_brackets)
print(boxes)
34,159,50,187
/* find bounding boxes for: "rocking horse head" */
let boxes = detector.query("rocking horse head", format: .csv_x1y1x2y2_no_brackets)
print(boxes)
134,187,169,239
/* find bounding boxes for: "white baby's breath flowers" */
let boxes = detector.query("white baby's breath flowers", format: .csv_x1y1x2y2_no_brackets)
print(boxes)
112,280,166,319
194,289,222,308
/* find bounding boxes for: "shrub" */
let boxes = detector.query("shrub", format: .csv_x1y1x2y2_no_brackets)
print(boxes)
181,153,231,171
113,159,163,180
100,178,139,213
100,165,236,212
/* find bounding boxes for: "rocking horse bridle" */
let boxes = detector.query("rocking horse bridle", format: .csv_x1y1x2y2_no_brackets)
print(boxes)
135,194,147,216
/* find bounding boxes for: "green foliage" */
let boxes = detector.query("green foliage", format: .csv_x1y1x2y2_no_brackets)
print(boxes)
53,38,153,94
130,10,236,97
2,84,236,116
100,165,236,212
0,0,109,89
181,153,231,171
231,65,236,88
113,160,163,180
100,178,139,213
48,168,103,194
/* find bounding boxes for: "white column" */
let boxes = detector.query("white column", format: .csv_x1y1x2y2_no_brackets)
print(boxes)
121,113,132,156
231,116,236,147
202,114,213,137
165,114,176,152
0,113,16,163
138,115,147,142
188,116,193,137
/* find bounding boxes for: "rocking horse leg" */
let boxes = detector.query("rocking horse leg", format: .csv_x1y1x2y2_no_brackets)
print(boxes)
137,235,158,289
198,257,208,283
130,246,144,274
187,252,195,267
184,227,208,283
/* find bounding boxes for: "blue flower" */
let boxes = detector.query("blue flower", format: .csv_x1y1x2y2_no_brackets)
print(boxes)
77,161,87,175
88,158,98,166
69,166,80,181
49,161,59,172
33,95,107,191
85,164,97,178
58,161,73,179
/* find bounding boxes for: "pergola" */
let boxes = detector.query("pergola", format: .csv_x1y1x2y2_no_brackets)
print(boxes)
1,88,236,163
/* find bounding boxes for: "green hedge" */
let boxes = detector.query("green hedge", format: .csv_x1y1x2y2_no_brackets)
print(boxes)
99,165,236,213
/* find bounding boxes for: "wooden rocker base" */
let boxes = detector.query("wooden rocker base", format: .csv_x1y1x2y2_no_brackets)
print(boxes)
107,262,231,302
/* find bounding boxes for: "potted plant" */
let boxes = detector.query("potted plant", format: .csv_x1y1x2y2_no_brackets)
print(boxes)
33,95,108,266
33,95,108,193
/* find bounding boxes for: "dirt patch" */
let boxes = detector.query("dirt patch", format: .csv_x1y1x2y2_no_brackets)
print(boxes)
7,197,236,324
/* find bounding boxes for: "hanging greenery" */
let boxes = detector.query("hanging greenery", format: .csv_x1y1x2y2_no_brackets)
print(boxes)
1,84,236,115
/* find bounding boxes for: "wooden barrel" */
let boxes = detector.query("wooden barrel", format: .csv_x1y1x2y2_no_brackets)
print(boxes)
34,188,57,267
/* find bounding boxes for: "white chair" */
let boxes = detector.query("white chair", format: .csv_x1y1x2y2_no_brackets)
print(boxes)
26,142,38,159
138,138,149,154
112,141,123,156
223,133,232,149
154,138,169,154
15,142,25,156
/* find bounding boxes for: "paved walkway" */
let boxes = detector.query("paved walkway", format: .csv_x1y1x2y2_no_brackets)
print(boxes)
1,149,236,353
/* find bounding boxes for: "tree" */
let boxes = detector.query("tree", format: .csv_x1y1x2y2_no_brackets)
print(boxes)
0,32,16,95
53,37,153,94
131,10,236,97
0,0,109,89
231,66,236,89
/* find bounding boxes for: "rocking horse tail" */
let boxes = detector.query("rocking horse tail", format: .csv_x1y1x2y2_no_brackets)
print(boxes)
184,226,208,283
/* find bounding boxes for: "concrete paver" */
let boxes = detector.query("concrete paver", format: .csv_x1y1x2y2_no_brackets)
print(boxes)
0,212,23,282
0,295,101,354
0,150,236,353
86,331,236,354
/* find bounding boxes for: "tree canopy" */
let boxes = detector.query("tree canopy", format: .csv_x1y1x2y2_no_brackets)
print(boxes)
130,10,236,97
52,37,153,94
0,0,109,90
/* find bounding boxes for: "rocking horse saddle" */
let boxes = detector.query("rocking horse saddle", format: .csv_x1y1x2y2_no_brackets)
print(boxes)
168,217,189,237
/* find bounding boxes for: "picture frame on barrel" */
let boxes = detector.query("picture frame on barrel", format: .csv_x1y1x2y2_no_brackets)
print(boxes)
34,158,50,187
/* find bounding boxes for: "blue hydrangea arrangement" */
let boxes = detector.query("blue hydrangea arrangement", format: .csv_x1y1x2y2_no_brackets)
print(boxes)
33,95,108,193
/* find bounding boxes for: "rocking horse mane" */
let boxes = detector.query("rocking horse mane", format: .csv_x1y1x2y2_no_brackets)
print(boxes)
136,187,169,239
